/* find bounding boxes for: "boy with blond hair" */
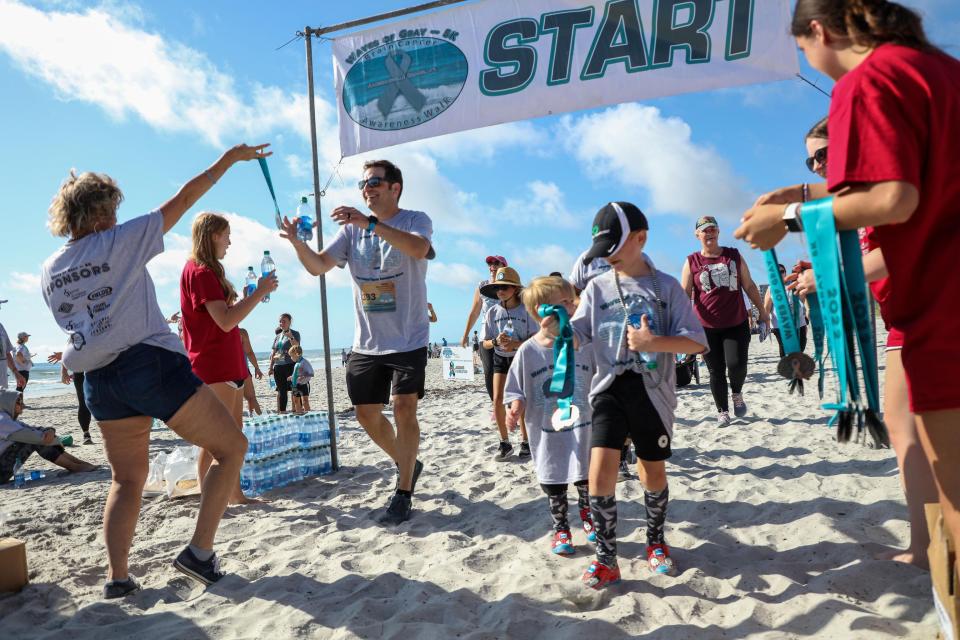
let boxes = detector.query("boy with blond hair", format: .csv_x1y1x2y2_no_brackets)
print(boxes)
287,345,314,414
558,202,707,589
504,276,596,555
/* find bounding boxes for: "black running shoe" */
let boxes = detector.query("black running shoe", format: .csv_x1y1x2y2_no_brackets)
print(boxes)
379,492,413,526
83,434,94,445
518,441,531,458
103,577,140,599
494,441,513,461
174,547,225,585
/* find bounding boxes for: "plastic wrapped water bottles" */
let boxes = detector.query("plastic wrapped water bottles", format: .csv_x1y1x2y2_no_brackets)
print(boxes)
240,411,332,497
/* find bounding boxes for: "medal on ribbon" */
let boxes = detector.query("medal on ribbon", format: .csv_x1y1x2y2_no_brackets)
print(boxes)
763,250,815,394
539,304,578,430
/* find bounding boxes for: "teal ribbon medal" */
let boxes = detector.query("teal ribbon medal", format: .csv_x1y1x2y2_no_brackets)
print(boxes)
258,157,284,230
763,250,815,394
539,304,579,431
801,198,889,448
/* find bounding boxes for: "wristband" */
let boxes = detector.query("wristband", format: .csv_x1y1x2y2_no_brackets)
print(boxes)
203,170,217,185
802,183,809,203
366,215,379,233
783,202,803,232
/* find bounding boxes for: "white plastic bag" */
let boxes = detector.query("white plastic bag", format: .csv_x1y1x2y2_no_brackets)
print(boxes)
142,451,167,497
164,446,201,499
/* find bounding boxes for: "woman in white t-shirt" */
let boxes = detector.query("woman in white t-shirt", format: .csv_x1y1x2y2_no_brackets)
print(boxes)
40,142,274,600
13,332,32,393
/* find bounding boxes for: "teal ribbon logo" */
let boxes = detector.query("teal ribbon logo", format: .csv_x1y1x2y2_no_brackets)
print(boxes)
539,304,576,421
378,52,427,117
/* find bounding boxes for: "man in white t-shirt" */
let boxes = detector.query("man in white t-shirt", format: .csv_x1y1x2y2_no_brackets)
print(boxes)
281,159,434,526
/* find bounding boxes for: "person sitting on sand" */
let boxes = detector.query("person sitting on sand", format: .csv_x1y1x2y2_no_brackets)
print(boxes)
566,202,707,589
504,276,596,556
0,390,95,483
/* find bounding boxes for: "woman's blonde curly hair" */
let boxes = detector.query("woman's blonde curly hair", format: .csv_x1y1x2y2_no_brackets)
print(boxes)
48,170,124,238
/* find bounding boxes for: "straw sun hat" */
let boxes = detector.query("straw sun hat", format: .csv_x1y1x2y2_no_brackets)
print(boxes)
480,266,523,298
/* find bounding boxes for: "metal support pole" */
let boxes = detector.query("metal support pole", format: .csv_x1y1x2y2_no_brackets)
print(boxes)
304,27,339,471
310,0,470,37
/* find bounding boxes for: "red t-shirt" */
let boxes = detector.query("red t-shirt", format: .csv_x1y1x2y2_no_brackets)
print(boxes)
687,247,749,329
179,260,247,385
828,44,960,410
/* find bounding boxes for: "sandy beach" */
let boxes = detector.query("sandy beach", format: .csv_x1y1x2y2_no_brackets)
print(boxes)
0,335,940,639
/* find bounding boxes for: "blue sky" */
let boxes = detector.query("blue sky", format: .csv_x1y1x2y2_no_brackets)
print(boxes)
0,0,957,357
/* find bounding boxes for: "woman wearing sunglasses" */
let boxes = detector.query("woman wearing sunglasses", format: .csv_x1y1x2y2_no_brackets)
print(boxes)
460,255,509,404
767,115,938,569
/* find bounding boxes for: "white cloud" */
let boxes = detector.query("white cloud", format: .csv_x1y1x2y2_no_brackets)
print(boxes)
285,154,310,179
0,0,324,146
507,244,576,280
9,272,41,293
426,262,483,290
501,180,583,229
559,104,752,221
405,121,541,163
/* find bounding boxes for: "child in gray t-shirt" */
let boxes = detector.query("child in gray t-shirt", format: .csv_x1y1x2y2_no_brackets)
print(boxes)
563,202,707,590
504,276,596,556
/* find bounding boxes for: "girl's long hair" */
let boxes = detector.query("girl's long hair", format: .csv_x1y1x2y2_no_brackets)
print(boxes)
190,212,237,302
791,0,931,51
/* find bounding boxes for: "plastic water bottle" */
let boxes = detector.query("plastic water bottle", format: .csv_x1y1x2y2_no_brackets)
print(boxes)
12,457,25,489
29,470,45,481
261,251,276,302
296,196,313,243
627,299,659,370
504,318,515,340
245,266,257,298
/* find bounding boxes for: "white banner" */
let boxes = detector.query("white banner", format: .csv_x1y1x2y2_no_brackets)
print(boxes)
332,0,798,156
441,346,475,381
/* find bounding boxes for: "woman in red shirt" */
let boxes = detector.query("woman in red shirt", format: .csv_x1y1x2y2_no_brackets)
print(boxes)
736,0,960,566
181,212,277,504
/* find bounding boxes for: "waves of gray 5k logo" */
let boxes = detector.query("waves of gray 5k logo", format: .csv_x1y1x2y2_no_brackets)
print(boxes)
342,37,468,131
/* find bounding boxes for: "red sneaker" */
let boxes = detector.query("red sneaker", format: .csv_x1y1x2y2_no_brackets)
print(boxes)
579,507,596,542
581,560,621,589
551,530,575,555
647,543,676,576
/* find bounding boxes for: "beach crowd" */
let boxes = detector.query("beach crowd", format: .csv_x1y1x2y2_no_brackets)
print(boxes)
0,2,957,630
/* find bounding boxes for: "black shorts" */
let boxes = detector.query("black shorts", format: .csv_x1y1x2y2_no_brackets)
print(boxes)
491,352,515,374
292,383,310,398
590,371,672,461
345,347,427,406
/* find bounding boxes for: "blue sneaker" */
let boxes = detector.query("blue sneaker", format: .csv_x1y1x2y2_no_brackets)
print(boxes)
551,530,575,555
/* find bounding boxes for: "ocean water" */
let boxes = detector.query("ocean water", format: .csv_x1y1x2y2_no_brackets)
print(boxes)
20,349,348,400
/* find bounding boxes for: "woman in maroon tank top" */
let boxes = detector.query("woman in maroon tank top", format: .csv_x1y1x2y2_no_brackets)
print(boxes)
681,216,768,427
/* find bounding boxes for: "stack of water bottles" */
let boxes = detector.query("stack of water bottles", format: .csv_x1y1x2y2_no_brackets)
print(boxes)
239,411,332,497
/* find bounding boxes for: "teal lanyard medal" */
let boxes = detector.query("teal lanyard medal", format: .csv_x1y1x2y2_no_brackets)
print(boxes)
763,250,815,394
258,157,284,230
802,197,889,448
539,304,579,430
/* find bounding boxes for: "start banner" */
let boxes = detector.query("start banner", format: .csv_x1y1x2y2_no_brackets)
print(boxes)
332,0,798,156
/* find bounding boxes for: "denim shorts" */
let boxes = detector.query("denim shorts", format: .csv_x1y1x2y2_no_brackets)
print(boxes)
84,344,202,422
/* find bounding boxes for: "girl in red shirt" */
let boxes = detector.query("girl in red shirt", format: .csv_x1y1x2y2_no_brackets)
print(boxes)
181,212,277,504
736,0,960,570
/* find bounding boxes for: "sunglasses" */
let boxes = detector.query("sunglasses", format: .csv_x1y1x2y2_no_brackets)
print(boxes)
358,176,388,190
805,146,827,173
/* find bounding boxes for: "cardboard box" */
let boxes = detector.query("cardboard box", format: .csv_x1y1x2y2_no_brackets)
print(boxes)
926,504,959,640
0,537,28,593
